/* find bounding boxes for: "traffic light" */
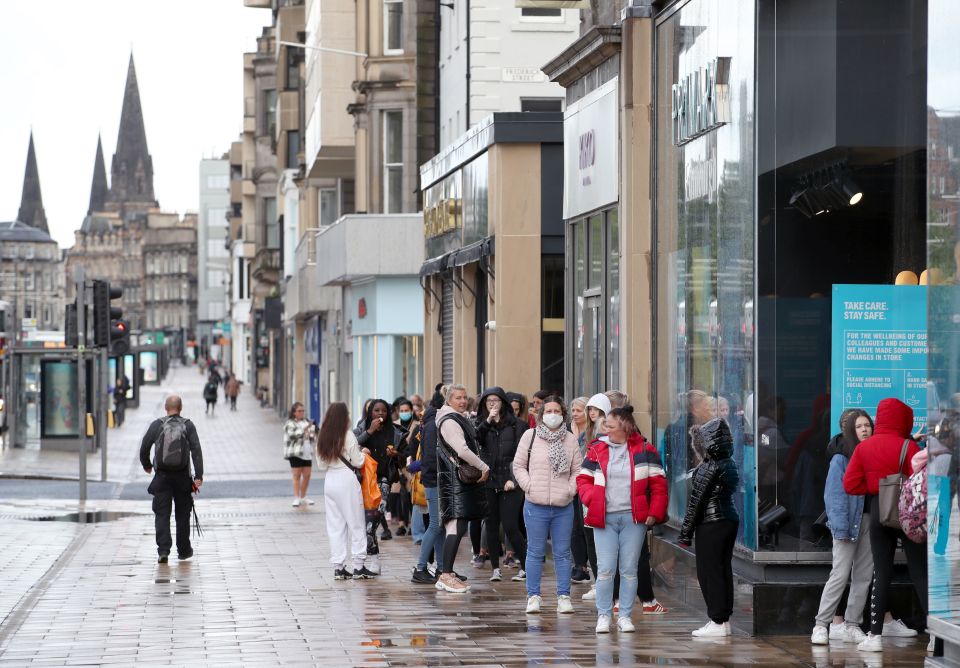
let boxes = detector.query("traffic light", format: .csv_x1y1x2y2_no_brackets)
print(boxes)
65,302,78,347
92,280,122,347
111,319,130,355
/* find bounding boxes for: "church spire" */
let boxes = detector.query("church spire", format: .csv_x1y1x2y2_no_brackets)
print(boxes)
106,53,157,210
88,134,108,215
17,131,49,233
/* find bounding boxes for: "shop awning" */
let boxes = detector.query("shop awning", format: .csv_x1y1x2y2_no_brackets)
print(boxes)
419,237,495,278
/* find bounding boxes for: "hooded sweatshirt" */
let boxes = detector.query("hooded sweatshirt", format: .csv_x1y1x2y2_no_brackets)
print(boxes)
475,386,526,490
843,398,919,496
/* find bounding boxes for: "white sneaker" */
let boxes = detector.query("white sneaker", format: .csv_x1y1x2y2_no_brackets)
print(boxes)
301,497,316,505
596,614,612,634
857,634,883,652
723,622,732,636
928,635,936,653
557,595,574,614
582,585,597,601
291,498,301,507
617,617,635,633
525,595,542,614
883,619,917,637
845,625,867,644
811,625,829,645
489,568,502,582
692,621,727,638
511,569,527,582
827,622,846,641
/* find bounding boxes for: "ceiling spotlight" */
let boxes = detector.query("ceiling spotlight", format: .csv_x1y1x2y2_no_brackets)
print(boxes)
789,188,814,218
840,175,863,205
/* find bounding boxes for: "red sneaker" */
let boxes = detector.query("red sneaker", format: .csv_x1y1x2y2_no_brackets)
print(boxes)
642,600,668,615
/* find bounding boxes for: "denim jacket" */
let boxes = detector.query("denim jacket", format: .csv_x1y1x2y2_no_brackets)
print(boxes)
824,452,864,540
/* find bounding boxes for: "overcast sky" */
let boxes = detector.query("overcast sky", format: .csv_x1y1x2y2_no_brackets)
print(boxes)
0,1,270,248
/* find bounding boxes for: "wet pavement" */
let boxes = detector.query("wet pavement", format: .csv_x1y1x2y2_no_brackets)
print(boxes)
0,368,931,666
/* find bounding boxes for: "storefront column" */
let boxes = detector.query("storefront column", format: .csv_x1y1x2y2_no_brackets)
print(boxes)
422,275,442,388
620,7,655,434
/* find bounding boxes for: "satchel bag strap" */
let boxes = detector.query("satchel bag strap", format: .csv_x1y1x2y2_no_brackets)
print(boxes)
338,453,361,473
436,415,464,471
897,439,910,475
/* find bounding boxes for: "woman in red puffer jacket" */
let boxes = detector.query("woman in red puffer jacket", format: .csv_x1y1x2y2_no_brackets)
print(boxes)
843,397,926,653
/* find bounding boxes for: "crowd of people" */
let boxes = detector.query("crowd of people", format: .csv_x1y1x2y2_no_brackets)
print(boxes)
277,381,931,652
281,382,757,639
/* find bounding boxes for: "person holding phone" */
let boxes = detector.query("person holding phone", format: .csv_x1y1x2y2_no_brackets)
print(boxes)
284,402,317,507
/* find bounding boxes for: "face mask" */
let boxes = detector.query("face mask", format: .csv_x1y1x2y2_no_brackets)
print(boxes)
399,412,412,422
542,413,564,430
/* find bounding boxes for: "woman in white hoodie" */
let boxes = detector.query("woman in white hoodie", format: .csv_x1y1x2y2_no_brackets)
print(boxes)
316,402,378,581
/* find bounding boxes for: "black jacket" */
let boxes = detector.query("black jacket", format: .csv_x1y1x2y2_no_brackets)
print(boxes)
679,418,739,544
475,387,526,490
420,406,439,487
139,415,204,479
354,422,402,482
437,411,488,522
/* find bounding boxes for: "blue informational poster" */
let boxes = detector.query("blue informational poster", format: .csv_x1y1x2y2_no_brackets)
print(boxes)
831,285,927,433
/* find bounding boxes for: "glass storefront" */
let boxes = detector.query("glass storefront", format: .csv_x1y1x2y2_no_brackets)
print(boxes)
654,0,756,548
927,0,960,655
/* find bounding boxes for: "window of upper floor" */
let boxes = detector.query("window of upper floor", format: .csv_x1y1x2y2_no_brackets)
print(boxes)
384,0,404,55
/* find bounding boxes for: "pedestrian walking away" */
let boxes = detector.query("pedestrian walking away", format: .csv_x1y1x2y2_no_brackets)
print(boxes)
512,396,581,615
203,375,219,415
284,402,317,507
678,417,740,638
225,374,241,412
139,394,204,563
476,386,528,583
578,405,668,634
315,402,378,580
843,397,927,653
113,375,130,427
435,384,490,594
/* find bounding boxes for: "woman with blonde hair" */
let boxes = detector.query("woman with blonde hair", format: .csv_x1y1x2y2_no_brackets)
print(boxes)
570,397,589,440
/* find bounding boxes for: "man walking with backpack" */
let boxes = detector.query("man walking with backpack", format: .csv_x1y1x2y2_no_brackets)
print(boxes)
140,395,204,563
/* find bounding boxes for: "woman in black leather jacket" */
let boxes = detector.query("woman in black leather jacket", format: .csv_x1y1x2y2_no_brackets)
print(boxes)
476,386,528,582
678,417,740,638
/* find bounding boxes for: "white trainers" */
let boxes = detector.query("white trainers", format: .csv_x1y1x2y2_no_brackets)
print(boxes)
596,614,612,634
692,621,728,638
883,619,917,637
811,625,829,645
827,622,847,641
845,625,867,644
928,635,936,653
557,595,574,614
582,585,597,601
301,497,316,505
857,634,883,652
617,617,635,633
511,569,527,582
723,622,732,636
291,498,301,507
525,595,542,614
489,568,502,582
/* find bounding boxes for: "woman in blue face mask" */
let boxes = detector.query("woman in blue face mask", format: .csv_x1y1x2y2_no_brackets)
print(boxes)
389,398,417,536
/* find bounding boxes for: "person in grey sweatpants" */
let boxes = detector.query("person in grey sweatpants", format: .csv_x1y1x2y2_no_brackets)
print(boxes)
811,410,874,645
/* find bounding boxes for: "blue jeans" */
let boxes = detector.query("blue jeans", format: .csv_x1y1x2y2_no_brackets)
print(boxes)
593,511,647,618
412,504,426,543
417,486,445,571
523,500,574,598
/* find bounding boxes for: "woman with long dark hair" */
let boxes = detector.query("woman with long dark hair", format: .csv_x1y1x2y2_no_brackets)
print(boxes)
284,402,316,507
316,403,377,580
354,398,402,540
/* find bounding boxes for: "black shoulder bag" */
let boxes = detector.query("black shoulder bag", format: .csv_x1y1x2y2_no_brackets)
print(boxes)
438,415,484,484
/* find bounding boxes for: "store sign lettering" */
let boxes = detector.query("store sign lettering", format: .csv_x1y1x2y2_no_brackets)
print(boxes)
424,195,461,239
579,129,596,186
671,57,731,146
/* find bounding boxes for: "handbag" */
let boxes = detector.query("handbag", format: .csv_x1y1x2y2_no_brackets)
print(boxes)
878,439,910,530
899,466,928,543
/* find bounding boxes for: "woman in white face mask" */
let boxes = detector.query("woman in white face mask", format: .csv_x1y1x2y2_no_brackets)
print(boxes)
512,396,582,615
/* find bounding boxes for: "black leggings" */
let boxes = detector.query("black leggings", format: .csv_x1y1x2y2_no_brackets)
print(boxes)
868,503,928,635
695,520,738,624
571,496,598,576
442,519,469,574
470,520,483,555
485,489,526,569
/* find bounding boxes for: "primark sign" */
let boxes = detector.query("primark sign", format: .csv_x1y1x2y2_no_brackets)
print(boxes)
671,56,731,146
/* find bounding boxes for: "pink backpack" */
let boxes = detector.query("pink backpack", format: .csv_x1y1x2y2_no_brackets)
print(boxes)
898,467,927,543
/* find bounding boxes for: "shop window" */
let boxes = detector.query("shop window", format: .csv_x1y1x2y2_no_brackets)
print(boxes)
384,0,403,54
383,110,403,213
542,255,564,393
607,210,620,390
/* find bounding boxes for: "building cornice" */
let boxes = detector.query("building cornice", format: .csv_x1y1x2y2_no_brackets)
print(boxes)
541,25,622,88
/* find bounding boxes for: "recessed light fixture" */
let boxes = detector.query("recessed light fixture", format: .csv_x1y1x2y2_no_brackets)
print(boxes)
788,163,863,218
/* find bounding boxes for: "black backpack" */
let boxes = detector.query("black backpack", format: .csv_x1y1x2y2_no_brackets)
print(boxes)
155,416,190,472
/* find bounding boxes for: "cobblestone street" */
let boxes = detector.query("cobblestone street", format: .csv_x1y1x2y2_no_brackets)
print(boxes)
0,368,930,666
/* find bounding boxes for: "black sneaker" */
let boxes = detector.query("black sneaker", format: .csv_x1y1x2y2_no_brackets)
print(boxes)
411,567,437,584
380,529,393,541
334,568,351,581
453,571,468,582
157,554,169,564
178,550,194,561
353,567,379,579
396,526,408,537
571,568,591,583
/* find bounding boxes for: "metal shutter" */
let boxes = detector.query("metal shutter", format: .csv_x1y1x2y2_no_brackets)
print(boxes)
441,280,454,384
